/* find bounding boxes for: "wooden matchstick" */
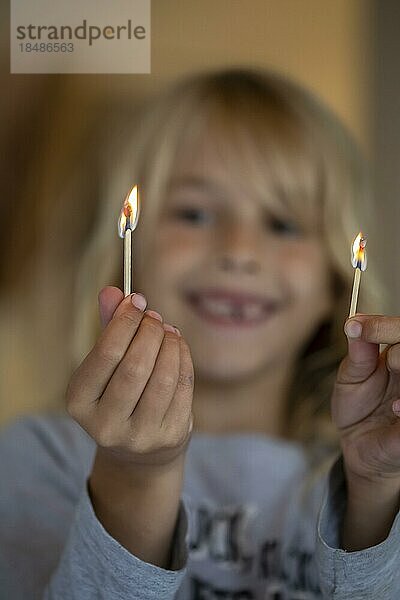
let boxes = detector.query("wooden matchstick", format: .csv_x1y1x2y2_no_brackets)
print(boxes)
349,267,361,318
124,227,132,297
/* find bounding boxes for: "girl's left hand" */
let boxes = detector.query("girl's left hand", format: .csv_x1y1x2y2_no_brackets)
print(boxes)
332,314,400,484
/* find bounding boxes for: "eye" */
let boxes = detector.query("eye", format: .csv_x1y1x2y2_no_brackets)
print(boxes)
267,215,301,237
171,205,214,226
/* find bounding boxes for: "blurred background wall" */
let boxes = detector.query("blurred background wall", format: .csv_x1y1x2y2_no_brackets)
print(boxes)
373,1,400,312
0,0,381,425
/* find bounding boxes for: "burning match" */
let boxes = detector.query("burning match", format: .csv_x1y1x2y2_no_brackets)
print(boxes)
349,232,367,318
118,185,140,297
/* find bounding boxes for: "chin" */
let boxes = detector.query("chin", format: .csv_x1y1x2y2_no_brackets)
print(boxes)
194,355,268,384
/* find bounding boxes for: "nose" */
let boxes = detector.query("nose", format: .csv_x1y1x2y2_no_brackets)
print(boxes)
215,222,262,275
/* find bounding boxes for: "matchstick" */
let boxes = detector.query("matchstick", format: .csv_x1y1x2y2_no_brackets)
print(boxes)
118,185,140,298
349,267,361,318
348,232,367,318
124,227,132,297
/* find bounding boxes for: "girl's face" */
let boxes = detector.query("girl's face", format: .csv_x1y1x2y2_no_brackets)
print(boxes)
140,133,333,383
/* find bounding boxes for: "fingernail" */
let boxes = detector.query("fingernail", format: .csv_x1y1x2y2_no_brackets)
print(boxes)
145,309,163,322
344,320,362,339
188,416,194,434
392,399,400,415
131,293,147,311
173,326,181,336
163,323,176,333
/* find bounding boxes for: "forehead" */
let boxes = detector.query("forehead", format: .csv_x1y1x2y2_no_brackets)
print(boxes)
165,117,321,232
169,132,249,198
172,128,230,173
168,121,278,209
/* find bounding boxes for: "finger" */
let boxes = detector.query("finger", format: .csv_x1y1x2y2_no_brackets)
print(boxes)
346,314,400,345
98,287,147,329
98,286,124,329
393,398,400,417
162,335,194,440
130,325,181,432
337,318,379,384
66,293,148,412
386,343,400,373
98,312,166,421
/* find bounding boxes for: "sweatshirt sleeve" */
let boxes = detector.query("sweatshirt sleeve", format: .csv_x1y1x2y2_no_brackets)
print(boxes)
0,414,188,600
44,482,188,599
315,454,400,599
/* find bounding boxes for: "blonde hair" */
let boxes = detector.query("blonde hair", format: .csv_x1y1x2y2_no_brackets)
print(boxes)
72,67,385,450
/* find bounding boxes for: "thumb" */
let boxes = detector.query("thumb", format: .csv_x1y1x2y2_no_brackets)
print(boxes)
339,316,380,384
98,286,124,329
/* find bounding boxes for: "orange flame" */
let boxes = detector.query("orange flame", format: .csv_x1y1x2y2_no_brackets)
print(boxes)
351,232,367,271
118,185,140,238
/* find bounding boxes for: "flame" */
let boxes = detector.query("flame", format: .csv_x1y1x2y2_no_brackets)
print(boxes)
351,232,367,271
118,185,140,238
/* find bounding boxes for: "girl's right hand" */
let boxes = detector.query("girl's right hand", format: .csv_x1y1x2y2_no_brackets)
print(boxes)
66,286,194,469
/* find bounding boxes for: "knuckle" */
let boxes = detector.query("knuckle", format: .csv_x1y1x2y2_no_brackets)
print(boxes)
65,382,82,417
122,358,147,383
177,371,194,392
65,379,78,405
97,343,124,366
142,318,164,337
94,424,117,448
130,431,156,454
118,309,141,328
164,425,188,449
65,398,79,420
155,373,176,394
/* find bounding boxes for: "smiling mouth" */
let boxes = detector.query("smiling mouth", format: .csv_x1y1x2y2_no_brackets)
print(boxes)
186,289,280,327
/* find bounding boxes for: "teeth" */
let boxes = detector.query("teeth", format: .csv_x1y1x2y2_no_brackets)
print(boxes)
202,299,234,316
243,303,264,320
199,298,266,321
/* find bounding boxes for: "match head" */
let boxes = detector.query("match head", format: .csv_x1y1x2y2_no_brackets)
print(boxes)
118,185,140,238
351,232,367,271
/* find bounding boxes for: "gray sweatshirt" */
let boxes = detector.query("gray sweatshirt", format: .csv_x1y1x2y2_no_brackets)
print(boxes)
0,412,399,599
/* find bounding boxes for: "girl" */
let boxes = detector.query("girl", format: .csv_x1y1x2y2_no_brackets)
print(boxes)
1,67,400,599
